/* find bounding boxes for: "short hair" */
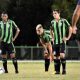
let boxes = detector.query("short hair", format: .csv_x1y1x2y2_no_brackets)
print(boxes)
52,9,60,13
1,11,8,15
36,24,43,30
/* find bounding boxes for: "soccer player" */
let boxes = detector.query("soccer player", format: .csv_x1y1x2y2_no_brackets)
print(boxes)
50,9,72,74
36,24,53,72
72,0,80,34
0,12,20,73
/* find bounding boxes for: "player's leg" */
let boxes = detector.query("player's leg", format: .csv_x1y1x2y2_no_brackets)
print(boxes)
53,45,60,74
1,42,8,73
8,43,18,73
10,53,18,73
44,42,53,72
48,43,53,61
54,56,60,74
60,53,66,74
44,51,50,72
60,43,66,74
2,54,8,73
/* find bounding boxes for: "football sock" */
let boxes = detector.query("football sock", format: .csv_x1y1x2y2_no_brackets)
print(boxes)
54,59,60,73
45,59,50,72
2,58,8,73
12,58,18,73
61,58,66,72
54,59,57,71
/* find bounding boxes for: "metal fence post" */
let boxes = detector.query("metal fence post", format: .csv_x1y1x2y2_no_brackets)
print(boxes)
31,47,33,60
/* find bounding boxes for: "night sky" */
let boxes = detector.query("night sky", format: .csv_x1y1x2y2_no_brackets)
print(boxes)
9,0,53,46
0,0,79,46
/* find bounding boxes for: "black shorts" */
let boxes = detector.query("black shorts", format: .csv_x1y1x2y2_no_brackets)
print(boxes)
53,43,65,56
1,42,15,55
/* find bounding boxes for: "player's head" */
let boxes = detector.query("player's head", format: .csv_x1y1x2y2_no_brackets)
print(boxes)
36,24,44,35
52,9,60,19
1,11,8,21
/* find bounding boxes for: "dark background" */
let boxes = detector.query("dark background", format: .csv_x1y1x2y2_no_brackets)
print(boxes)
0,0,80,46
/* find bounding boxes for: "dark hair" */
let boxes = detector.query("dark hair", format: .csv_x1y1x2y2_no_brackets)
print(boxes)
52,9,60,13
1,11,8,15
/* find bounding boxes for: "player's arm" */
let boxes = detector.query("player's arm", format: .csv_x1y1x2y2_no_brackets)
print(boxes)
12,21,20,41
67,26,72,40
47,42,53,60
41,39,53,60
43,35,53,60
72,1,80,27
40,39,48,53
63,20,72,42
50,26,54,43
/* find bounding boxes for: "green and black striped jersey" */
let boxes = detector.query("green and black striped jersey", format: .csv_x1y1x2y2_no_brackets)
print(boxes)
44,29,52,41
51,18,70,45
39,31,51,43
0,19,18,43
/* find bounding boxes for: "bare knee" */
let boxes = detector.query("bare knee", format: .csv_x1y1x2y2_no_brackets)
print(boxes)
2,54,7,58
60,53,65,59
44,53,49,59
10,53,15,59
54,56,60,59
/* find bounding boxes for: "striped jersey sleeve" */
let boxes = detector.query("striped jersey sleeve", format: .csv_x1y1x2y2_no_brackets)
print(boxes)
44,29,52,41
63,19,70,27
50,20,54,30
12,21,18,29
45,35,50,43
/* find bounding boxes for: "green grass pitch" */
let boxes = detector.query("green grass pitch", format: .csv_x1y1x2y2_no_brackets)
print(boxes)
0,61,80,80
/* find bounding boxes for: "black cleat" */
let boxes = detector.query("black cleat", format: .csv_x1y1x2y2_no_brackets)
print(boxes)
45,71,48,72
15,71,19,74
5,71,8,73
62,71,66,75
45,68,48,72
55,72,60,74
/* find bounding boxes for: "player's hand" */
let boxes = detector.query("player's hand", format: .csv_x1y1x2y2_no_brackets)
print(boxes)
44,49,48,54
50,53,54,62
51,38,54,44
63,37,68,43
72,26,77,34
12,38,16,42
50,55,53,62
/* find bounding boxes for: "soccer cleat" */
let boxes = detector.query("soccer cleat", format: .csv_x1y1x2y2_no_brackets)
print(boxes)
62,71,66,75
45,68,48,72
5,71,8,73
15,70,19,74
45,70,48,72
55,71,60,74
